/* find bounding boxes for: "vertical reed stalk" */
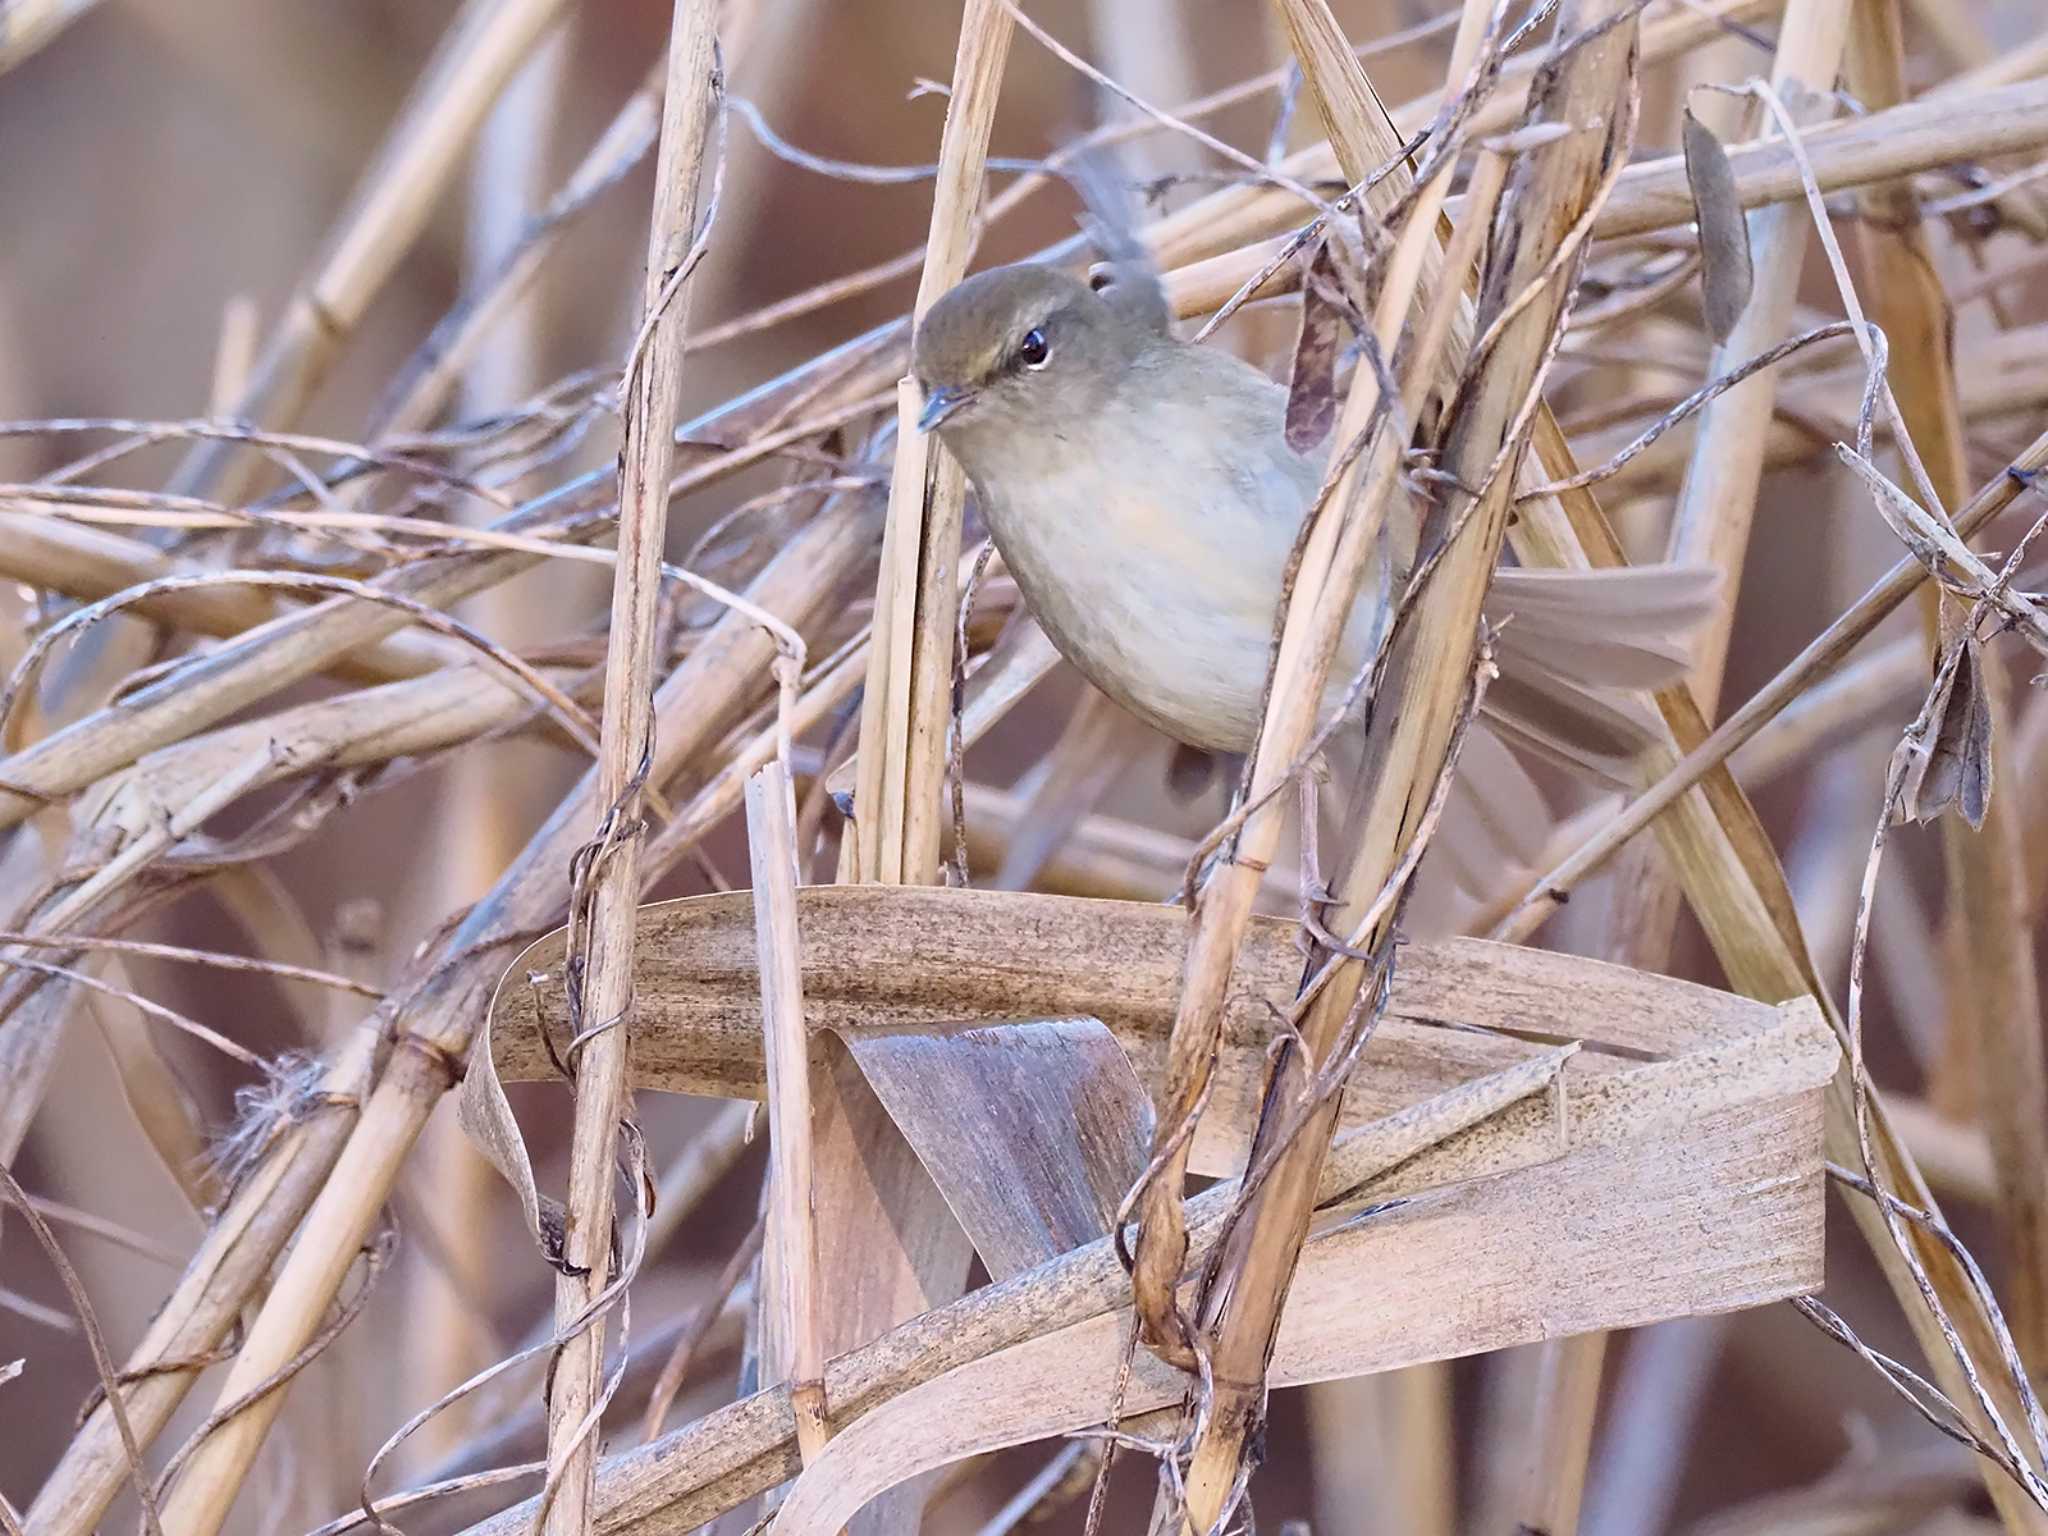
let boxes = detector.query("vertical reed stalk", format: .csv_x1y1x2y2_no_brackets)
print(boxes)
543,8,720,1535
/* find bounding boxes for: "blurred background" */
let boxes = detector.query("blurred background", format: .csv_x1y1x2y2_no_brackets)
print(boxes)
2,1,2046,1533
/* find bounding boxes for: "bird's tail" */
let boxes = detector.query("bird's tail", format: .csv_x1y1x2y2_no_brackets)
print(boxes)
1323,560,1718,916
1479,562,1721,784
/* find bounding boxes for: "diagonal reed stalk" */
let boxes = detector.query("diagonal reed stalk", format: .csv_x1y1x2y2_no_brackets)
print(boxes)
1172,4,1644,1527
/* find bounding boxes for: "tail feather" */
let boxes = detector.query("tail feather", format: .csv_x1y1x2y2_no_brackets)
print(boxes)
1481,666,1658,786
1452,723,1550,871
1471,559,1720,785
1486,563,1718,691
1318,558,1721,912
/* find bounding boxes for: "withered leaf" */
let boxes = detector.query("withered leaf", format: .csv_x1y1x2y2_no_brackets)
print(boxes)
1285,236,1349,453
1683,108,1753,343
835,1016,1152,1281
1893,634,1993,830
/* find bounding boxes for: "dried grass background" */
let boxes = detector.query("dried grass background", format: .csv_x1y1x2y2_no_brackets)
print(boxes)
0,0,2046,1534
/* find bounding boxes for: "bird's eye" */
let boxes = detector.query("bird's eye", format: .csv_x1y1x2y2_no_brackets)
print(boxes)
1017,328,1050,368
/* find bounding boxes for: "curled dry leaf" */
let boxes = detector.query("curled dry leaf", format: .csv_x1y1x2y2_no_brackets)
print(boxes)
1894,634,1994,830
1841,443,2048,654
1285,235,1350,452
456,987,572,1272
1682,106,1754,343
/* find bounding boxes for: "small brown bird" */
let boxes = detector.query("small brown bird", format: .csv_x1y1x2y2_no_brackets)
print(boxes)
911,253,1714,880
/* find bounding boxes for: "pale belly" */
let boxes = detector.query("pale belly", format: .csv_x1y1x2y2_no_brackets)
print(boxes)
983,475,1386,753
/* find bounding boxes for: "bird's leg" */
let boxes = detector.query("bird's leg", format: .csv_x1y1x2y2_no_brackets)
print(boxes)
1296,750,1379,962
1295,754,1339,958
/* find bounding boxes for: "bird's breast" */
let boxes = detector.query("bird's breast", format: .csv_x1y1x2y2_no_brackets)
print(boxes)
979,465,1319,753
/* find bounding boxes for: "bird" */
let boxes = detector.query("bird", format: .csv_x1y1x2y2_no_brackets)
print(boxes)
910,250,1717,887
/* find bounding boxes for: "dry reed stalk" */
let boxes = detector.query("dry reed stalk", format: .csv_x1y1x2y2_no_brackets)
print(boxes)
540,7,719,1535
459,1042,1584,1536
1579,1317,1731,1536
80,959,217,1209
1488,4,1848,1510
780,7,1015,1534
745,762,826,1461
11,5,2048,1531
371,55,665,443
1303,1368,1454,1536
0,366,887,839
1664,0,1849,702
1146,0,1783,273
167,0,572,500
1163,75,2048,318
846,0,1011,884
24,1021,383,1536
1127,0,1494,1378
1499,424,2048,939
1846,0,2048,1375
1519,427,2048,1533
1501,816,1687,1528
1514,458,2048,1530
1487,59,2048,1517
0,518,598,830
990,689,1153,892
962,784,1300,906
642,1099,756,1260
1173,4,1640,1525
28,484,876,1536
1505,1331,1609,1535
1941,29,2048,97
1573,338,2048,503
403,24,575,1461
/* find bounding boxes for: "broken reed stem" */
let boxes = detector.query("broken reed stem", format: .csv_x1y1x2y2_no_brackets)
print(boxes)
848,0,1013,885
1847,0,2048,1377
545,8,720,1535
746,762,827,1463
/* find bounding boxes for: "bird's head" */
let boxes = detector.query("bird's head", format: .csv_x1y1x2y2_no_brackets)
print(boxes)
911,261,1168,463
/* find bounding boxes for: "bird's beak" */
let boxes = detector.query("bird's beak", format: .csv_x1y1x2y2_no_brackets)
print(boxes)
917,384,976,434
